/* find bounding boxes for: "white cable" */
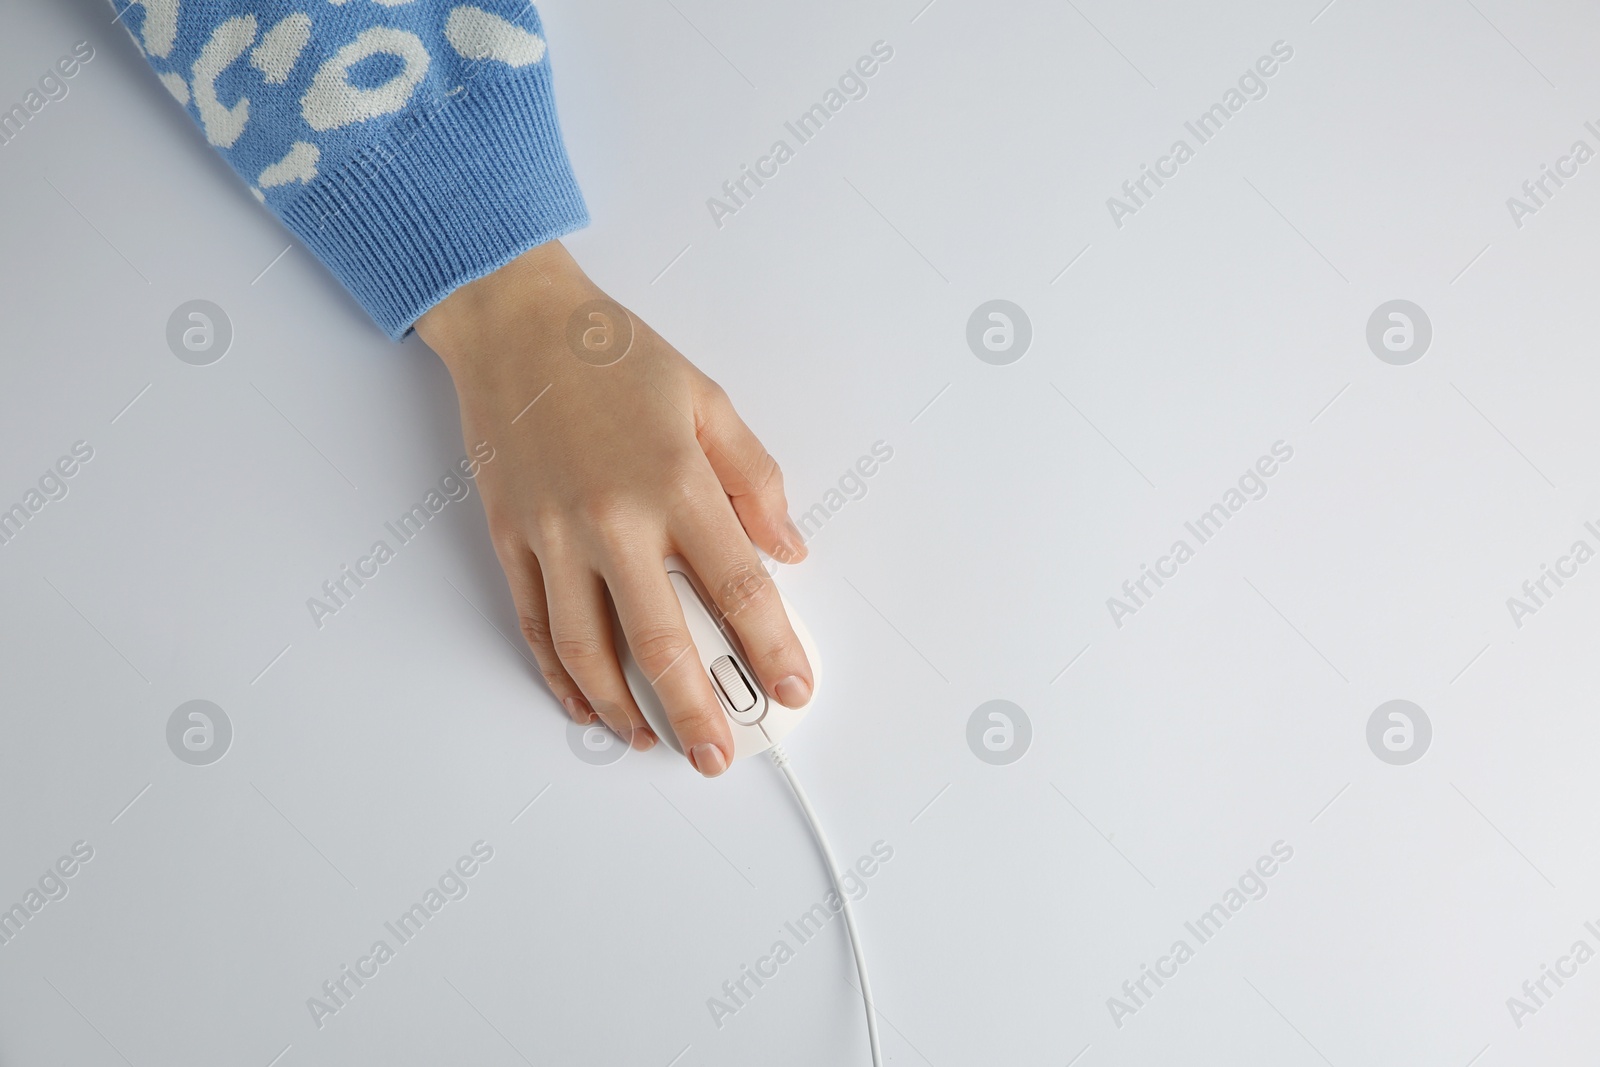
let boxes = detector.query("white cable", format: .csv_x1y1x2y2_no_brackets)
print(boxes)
769,743,883,1067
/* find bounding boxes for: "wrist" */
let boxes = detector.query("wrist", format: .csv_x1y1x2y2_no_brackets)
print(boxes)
416,240,595,373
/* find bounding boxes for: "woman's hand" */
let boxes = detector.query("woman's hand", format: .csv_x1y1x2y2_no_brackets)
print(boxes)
416,241,811,777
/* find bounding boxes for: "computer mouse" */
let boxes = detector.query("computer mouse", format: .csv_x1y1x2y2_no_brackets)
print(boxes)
613,555,819,762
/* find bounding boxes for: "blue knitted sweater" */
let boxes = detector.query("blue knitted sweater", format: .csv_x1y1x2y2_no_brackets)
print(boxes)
110,0,589,338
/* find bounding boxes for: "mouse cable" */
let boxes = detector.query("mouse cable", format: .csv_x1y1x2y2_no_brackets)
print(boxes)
768,743,883,1067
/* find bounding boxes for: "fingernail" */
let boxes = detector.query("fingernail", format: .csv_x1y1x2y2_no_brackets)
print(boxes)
690,743,728,778
631,726,658,752
774,675,811,708
782,517,808,559
564,696,593,724
595,709,632,746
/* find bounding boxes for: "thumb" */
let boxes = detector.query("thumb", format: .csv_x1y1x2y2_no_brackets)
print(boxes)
695,382,807,565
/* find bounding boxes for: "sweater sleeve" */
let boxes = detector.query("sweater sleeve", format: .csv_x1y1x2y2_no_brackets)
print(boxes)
110,0,589,338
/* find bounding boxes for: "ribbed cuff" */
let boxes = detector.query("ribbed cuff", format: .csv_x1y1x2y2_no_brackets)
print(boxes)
279,65,589,339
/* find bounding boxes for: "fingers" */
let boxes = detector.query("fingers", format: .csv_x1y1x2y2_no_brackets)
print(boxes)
605,550,734,777
492,537,588,720
675,491,813,711
540,552,658,752
695,383,807,566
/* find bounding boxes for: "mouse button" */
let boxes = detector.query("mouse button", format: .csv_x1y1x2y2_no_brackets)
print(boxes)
710,655,766,726
728,719,773,761
666,568,702,604
754,696,806,747
710,655,756,711
666,569,733,663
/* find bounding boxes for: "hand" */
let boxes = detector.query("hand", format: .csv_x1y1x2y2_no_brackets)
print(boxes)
416,240,812,777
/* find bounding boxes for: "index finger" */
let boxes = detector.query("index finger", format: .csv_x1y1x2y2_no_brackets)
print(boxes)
674,499,812,711
605,554,734,777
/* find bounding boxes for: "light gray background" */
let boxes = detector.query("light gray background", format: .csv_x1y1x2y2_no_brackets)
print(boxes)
3,0,1599,1064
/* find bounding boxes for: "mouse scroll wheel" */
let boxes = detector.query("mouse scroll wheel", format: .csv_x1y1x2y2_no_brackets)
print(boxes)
710,656,758,713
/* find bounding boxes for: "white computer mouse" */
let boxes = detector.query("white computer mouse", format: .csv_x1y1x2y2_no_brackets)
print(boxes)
613,555,819,762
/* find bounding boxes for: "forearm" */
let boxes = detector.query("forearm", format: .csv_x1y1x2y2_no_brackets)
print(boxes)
110,0,588,337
